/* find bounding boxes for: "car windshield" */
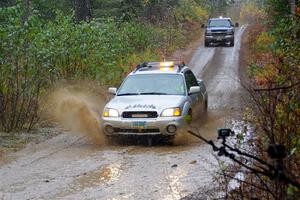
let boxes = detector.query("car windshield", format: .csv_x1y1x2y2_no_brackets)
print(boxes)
209,20,231,27
118,74,186,96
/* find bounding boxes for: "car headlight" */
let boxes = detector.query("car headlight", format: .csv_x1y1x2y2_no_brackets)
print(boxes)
103,108,119,117
161,107,181,117
206,30,212,35
227,30,233,34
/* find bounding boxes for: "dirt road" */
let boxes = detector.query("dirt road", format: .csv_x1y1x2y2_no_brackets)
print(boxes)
0,26,247,200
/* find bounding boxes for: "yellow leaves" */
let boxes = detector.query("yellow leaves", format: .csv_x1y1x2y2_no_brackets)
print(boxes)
255,32,275,53
240,3,266,24
250,31,282,86
121,48,163,75
257,32,275,45
296,108,300,116
296,6,300,16
174,0,208,24
254,64,278,86
193,6,208,22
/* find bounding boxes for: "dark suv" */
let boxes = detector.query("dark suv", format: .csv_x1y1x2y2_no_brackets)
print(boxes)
202,17,238,47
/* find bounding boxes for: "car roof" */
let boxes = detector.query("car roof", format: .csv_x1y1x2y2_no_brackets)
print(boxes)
129,62,189,75
209,17,232,21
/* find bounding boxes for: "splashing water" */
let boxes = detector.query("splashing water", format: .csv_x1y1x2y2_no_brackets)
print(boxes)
41,83,108,144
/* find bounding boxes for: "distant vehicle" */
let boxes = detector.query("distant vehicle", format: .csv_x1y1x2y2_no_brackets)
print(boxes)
202,17,239,47
100,61,208,140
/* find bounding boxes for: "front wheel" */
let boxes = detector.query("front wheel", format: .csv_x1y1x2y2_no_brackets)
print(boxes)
204,40,209,47
162,135,175,145
204,100,208,112
230,39,234,47
187,109,193,124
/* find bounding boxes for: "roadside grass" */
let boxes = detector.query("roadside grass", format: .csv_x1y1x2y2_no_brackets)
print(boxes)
0,127,62,154
0,133,28,153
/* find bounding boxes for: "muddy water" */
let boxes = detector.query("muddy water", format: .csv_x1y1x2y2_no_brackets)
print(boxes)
41,83,108,144
0,26,248,200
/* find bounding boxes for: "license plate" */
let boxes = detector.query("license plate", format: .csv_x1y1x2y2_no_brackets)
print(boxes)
132,121,147,129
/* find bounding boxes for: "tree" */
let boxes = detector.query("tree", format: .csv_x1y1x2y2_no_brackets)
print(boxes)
74,0,91,22
289,0,296,14
22,0,30,23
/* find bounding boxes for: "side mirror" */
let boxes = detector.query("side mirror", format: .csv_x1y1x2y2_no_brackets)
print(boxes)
235,22,239,27
189,86,200,95
197,79,204,86
108,87,117,95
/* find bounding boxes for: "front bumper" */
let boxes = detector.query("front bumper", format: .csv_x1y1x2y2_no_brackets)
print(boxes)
205,34,233,43
101,116,187,136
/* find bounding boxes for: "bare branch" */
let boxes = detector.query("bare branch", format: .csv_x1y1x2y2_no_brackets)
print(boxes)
253,81,300,92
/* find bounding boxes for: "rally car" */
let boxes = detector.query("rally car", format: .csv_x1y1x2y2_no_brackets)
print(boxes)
202,17,239,47
100,61,208,138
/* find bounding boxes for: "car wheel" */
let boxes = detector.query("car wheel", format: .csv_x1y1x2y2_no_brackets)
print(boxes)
162,135,175,145
204,40,209,47
147,137,153,146
204,100,208,112
230,39,234,47
184,109,193,124
188,109,193,123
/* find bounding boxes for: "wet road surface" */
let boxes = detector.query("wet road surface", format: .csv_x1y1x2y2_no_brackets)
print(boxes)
0,26,247,200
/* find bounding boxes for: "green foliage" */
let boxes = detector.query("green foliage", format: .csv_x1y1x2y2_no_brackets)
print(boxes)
266,0,291,18
0,0,210,132
287,184,299,196
31,0,73,19
174,0,208,24
0,7,137,132
240,2,267,24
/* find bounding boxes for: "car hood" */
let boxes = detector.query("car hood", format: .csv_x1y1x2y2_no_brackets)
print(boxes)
105,95,186,113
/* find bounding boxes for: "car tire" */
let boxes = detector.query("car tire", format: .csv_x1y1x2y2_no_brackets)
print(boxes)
188,109,193,123
147,137,153,146
204,100,208,112
230,39,234,47
162,135,175,145
204,40,209,47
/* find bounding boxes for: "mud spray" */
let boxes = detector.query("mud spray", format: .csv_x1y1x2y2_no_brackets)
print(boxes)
41,82,109,145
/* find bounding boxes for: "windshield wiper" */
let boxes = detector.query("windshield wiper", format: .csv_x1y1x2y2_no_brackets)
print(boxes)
140,92,168,95
117,93,139,96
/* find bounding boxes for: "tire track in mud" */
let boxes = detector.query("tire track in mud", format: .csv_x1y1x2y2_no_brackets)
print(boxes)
189,25,247,111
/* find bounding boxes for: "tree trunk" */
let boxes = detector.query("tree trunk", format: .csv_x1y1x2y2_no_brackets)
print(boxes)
22,0,30,23
74,0,92,22
289,0,296,14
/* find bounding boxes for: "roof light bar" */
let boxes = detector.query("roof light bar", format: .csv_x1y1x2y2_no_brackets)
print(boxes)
160,67,174,71
160,61,174,67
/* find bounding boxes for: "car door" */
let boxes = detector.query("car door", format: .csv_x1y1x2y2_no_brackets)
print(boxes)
184,70,202,115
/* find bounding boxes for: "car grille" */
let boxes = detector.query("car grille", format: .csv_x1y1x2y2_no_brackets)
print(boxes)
211,32,227,37
211,29,227,33
114,128,160,133
122,111,158,118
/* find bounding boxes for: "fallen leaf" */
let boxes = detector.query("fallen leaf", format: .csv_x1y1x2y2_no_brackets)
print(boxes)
190,160,197,164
